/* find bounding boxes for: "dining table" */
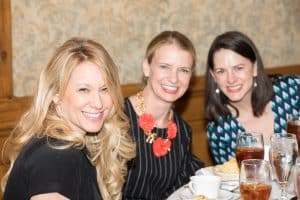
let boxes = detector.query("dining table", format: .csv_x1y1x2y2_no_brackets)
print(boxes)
167,165,297,200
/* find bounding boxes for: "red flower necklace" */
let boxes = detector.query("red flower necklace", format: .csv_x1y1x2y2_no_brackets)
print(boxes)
135,91,177,157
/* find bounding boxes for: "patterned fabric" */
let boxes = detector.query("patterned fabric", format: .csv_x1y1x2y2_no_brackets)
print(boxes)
123,98,204,200
207,75,300,164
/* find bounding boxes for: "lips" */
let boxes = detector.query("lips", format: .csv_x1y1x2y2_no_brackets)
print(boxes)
162,85,178,93
226,85,242,93
82,111,102,119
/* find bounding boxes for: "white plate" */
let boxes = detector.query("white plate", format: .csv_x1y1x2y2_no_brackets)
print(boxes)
167,185,235,200
197,166,239,182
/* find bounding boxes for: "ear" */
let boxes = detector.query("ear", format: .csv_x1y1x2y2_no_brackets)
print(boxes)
52,94,64,115
52,93,60,104
253,62,258,76
142,59,150,77
209,69,216,81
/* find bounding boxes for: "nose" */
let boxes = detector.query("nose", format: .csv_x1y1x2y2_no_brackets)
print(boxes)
169,70,178,83
226,70,237,84
91,93,103,109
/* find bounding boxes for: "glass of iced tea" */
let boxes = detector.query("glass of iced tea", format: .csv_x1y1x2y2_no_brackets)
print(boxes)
239,159,272,200
287,113,300,150
235,132,264,167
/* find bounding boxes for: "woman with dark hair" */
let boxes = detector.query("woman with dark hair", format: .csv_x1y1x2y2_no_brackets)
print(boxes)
205,31,300,164
122,30,203,199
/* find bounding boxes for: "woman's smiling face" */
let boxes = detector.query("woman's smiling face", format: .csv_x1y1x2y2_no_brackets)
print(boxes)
143,44,193,103
54,61,113,134
211,48,257,103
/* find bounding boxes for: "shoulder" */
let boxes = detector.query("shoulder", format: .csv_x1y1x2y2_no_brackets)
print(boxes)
271,75,300,89
20,137,86,171
271,75,300,102
124,97,136,115
206,116,238,134
173,111,191,130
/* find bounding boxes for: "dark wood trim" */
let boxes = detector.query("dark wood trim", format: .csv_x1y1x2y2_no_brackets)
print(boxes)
0,0,12,98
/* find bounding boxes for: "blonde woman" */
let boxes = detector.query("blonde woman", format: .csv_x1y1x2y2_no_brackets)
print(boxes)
2,37,135,200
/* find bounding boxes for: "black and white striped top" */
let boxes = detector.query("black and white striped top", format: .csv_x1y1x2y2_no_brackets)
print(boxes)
123,98,204,200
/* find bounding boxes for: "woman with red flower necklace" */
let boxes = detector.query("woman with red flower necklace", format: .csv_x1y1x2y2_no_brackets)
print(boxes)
123,31,204,199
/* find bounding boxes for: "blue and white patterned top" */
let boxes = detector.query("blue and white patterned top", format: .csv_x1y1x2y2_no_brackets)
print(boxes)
206,75,300,164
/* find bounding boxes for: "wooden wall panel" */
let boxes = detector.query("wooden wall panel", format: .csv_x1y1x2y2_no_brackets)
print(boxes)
0,0,12,98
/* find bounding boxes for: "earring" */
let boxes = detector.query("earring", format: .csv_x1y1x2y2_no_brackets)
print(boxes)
254,81,257,88
253,77,258,88
215,88,220,94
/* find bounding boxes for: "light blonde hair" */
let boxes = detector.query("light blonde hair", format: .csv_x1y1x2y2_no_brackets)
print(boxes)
1,37,135,200
145,30,196,69
141,30,196,84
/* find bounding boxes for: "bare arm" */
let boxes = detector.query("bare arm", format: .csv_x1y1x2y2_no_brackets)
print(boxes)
30,193,70,200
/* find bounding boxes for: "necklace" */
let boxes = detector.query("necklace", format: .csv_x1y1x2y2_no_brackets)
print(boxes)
135,91,177,157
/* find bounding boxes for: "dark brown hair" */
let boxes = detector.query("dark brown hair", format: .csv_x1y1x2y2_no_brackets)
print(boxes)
205,31,274,122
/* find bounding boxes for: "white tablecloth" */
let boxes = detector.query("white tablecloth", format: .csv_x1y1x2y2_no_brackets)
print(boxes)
167,166,296,200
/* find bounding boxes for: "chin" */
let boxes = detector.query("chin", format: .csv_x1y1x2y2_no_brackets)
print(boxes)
228,96,244,103
83,124,103,133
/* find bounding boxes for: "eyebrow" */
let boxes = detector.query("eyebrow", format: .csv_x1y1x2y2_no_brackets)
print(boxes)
75,82,106,88
158,62,192,69
214,63,244,69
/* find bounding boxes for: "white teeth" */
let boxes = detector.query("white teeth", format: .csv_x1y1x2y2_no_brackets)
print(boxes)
163,85,177,91
228,85,241,90
83,111,101,118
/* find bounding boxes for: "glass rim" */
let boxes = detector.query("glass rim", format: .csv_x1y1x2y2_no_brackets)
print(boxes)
271,133,296,139
287,113,300,120
241,158,268,166
237,131,263,136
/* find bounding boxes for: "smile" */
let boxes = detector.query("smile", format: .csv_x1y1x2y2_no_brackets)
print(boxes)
82,111,102,119
226,85,242,92
162,85,178,92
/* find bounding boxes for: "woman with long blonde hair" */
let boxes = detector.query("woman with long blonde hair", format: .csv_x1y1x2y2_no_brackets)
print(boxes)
2,37,135,200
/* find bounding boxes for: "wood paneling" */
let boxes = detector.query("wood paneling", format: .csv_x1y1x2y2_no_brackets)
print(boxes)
0,0,12,98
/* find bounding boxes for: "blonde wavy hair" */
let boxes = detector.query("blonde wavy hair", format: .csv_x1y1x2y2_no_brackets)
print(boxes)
1,37,136,200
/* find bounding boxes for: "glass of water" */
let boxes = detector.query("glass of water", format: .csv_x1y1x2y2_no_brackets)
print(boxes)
270,133,298,199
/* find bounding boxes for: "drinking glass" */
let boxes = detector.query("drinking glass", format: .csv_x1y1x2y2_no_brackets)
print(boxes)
235,132,264,167
287,113,300,150
270,133,298,200
294,157,300,199
239,159,272,200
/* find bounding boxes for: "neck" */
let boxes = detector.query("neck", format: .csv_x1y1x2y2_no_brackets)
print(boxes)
230,100,256,122
229,90,253,115
136,90,172,128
